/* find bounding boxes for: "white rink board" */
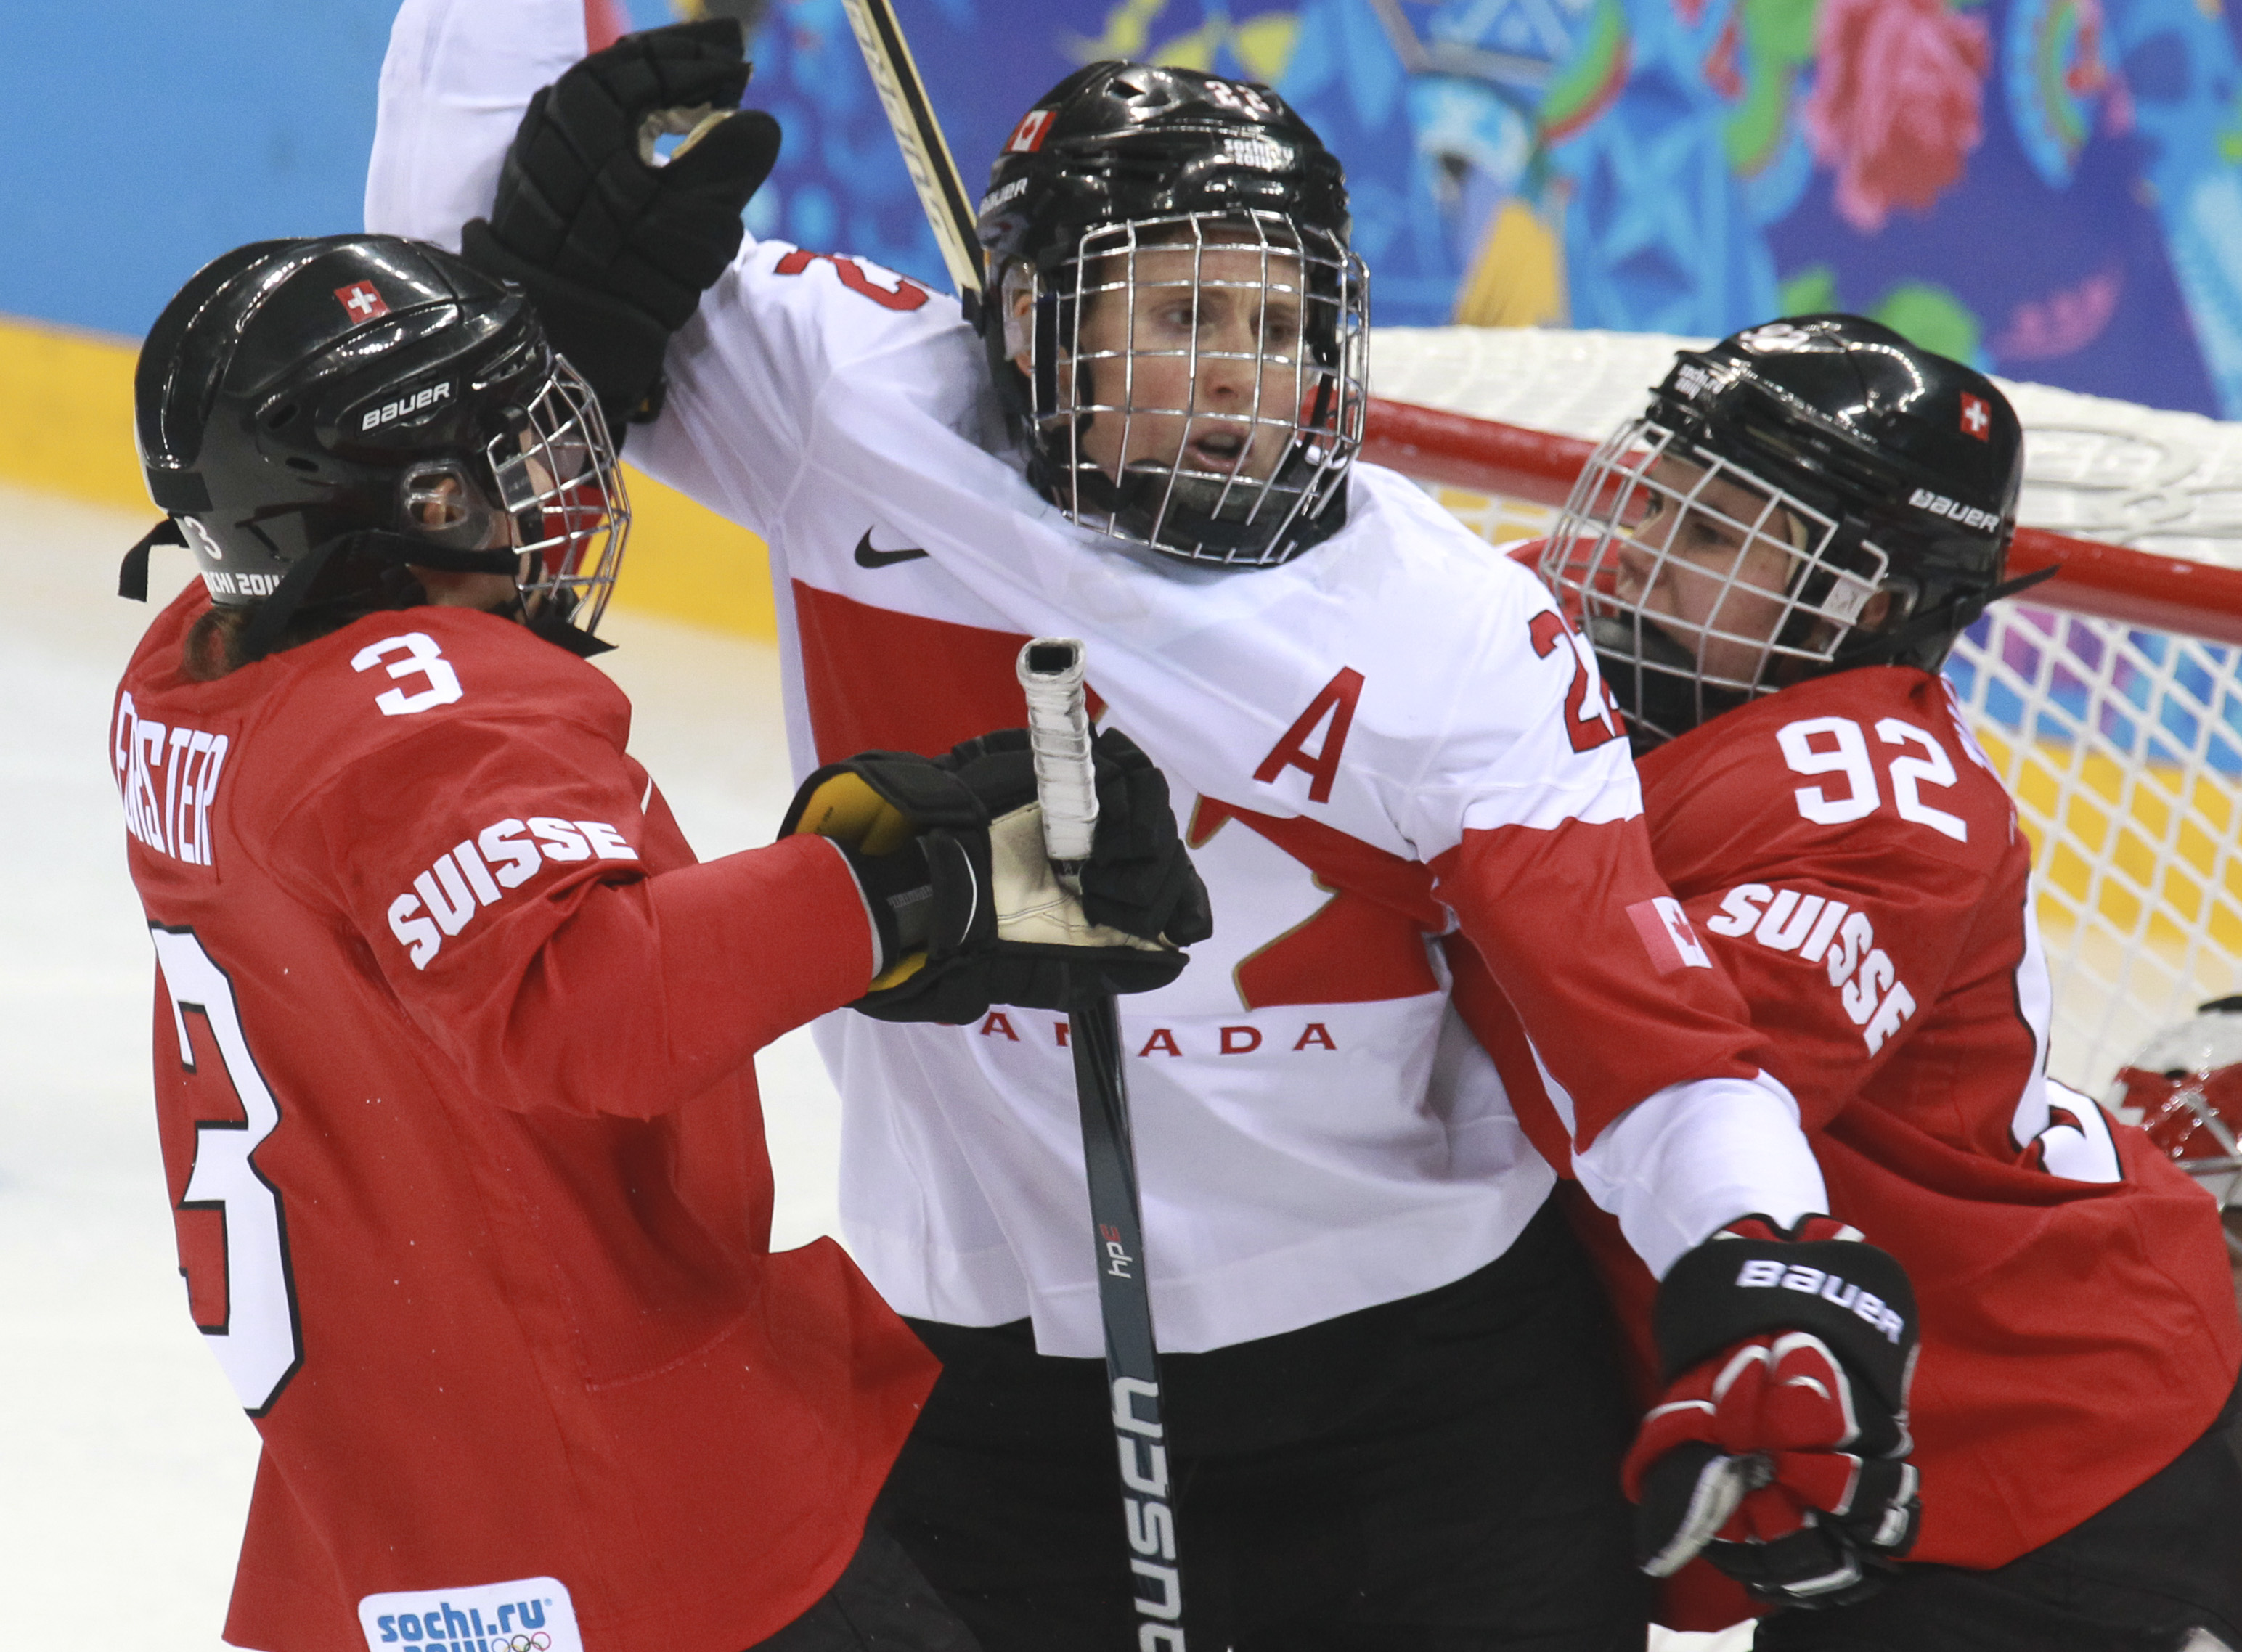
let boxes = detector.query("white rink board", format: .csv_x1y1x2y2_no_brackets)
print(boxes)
0,480,1744,1648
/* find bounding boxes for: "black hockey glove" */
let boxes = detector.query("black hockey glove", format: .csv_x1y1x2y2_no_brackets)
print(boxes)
1621,1215,1920,1611
460,20,780,428
1075,729,1214,947
781,729,1210,1025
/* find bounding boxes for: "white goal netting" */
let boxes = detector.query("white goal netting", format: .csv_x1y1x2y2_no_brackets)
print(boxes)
1370,326,2242,1090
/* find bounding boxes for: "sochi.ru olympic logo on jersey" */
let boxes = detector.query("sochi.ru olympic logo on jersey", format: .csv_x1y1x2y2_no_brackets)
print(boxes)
358,1575,583,1652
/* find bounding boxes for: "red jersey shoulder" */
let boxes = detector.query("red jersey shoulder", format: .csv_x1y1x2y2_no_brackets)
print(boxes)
117,592,635,877
1638,666,2016,891
287,605,628,748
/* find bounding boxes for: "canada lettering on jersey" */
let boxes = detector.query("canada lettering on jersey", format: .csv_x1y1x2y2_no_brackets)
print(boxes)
1704,883,1917,1054
387,816,638,969
977,1011,1342,1055
113,691,229,867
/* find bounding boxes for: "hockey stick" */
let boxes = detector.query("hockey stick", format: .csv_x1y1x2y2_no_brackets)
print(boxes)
1018,639,1188,1652
838,0,986,314
840,9,1184,1630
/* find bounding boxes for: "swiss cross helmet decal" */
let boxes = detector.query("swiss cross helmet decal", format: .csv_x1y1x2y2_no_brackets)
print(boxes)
1958,391,1991,441
334,280,390,322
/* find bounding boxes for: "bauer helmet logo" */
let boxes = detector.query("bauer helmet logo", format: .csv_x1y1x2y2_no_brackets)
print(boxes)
1908,486,2001,533
359,380,454,433
334,281,389,322
1960,392,1991,440
1005,109,1056,153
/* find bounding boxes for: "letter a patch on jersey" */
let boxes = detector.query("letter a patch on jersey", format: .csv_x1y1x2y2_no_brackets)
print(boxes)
1255,667,1364,805
1626,896,1712,975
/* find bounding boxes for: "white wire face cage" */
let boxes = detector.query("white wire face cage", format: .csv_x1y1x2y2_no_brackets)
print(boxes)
396,360,629,636
1011,210,1368,568
1538,413,1891,744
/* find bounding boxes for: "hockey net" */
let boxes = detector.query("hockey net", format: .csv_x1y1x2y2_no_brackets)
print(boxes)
1364,326,2242,1094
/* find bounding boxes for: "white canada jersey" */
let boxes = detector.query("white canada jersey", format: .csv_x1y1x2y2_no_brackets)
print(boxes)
369,0,1817,1356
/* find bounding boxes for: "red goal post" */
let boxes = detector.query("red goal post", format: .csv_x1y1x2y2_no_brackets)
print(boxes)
1363,326,2242,1092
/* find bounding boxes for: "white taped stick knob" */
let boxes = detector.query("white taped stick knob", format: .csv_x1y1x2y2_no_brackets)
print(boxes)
1017,637,1098,867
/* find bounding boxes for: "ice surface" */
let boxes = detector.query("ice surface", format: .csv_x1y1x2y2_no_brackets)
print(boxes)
0,481,1745,1649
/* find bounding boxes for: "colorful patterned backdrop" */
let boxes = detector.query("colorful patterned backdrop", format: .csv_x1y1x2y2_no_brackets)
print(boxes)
635,0,2242,419
6,2,2241,422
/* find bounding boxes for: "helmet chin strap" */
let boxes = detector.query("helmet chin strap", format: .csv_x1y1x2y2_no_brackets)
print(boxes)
1591,562,2060,753
1830,565,2059,672
232,531,530,663
1586,615,1748,753
118,518,187,601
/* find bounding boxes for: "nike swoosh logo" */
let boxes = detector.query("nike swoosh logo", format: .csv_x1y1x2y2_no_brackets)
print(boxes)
855,530,930,569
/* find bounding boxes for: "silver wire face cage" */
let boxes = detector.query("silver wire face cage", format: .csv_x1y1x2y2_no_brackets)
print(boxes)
396,359,629,636
1011,210,1368,568
1538,413,1890,743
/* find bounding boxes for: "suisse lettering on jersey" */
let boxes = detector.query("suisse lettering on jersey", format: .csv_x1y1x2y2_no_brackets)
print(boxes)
1705,884,1917,1054
359,1575,582,1652
387,817,638,970
113,691,229,867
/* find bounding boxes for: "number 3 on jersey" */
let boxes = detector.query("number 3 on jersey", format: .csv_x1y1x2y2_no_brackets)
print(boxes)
151,926,303,1414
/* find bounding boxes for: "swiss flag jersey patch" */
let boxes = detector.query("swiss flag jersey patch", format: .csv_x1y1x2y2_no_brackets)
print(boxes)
334,281,389,322
1959,391,1990,441
1005,108,1056,153
1626,896,1713,976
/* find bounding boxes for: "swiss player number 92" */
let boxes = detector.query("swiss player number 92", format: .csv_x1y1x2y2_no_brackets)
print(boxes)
1777,714,1968,843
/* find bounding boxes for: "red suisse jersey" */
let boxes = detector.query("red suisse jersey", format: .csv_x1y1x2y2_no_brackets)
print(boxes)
114,586,937,1652
1472,661,2241,1585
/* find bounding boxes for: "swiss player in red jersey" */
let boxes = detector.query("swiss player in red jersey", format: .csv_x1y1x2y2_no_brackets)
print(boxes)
113,234,1204,1652
1517,316,2242,1648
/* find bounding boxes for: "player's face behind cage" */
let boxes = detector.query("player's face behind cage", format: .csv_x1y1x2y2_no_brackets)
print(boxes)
1007,212,1366,568
1541,419,1890,747
417,358,630,634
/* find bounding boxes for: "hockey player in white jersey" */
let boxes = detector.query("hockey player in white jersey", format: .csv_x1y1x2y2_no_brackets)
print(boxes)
367,8,1927,1645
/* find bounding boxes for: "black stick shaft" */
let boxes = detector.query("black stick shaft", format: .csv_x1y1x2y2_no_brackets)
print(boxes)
1019,635,1186,1647
1070,985,1186,1650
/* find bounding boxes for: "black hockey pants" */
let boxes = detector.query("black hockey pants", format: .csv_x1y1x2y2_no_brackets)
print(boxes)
1753,1377,2242,1652
748,1519,982,1651
872,1195,1651,1651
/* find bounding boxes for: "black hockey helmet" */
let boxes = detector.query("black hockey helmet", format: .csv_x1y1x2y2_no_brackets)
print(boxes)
974,61,1367,569
127,234,628,657
1541,314,2037,748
